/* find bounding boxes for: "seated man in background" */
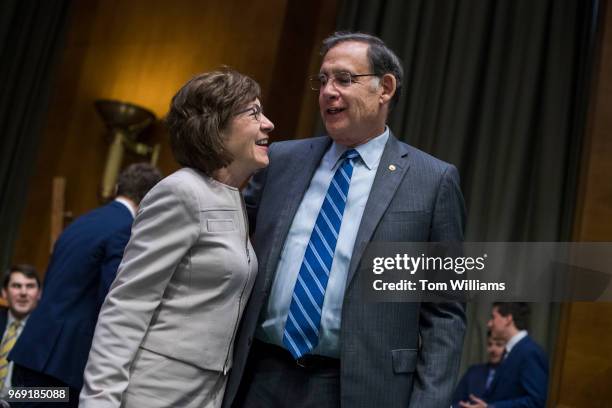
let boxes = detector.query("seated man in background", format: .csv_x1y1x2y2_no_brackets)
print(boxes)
452,330,506,407
8,163,162,408
0,264,41,398
460,302,548,408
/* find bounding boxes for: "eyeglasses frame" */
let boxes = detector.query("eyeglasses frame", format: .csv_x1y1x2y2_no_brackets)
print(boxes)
309,71,379,91
236,104,263,122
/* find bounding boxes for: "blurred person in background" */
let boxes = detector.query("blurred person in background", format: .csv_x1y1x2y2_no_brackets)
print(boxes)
452,330,506,407
459,302,548,408
9,163,162,408
0,264,41,398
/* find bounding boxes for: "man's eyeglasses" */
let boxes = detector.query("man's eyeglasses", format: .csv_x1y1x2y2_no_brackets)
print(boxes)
236,104,263,122
309,71,378,91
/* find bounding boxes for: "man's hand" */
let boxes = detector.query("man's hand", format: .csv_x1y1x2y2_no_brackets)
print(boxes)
459,394,488,408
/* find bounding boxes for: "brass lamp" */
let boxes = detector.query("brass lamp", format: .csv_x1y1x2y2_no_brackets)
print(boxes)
95,99,160,201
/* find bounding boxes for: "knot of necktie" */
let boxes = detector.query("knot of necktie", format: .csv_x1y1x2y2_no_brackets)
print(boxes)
341,148,360,163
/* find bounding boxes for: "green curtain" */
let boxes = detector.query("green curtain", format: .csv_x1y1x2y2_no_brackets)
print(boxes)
0,0,72,273
336,0,599,373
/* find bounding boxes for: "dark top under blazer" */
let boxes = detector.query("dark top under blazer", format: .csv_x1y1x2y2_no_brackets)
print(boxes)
9,201,133,389
0,309,9,349
222,133,467,408
0,309,7,339
483,336,549,408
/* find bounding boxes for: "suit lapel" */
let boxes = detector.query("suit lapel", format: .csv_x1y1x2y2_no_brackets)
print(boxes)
486,358,507,395
263,137,332,289
485,336,529,395
345,133,411,288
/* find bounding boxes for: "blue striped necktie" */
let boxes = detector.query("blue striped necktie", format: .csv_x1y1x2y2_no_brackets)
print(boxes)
283,148,360,359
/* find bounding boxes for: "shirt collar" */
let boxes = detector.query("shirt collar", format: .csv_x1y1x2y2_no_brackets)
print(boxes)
114,197,136,219
327,126,390,171
7,310,28,327
506,330,528,354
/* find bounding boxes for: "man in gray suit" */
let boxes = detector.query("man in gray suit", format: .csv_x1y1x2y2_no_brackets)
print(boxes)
223,31,466,408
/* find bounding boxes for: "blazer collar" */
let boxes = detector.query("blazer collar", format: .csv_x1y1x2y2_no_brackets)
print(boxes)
263,136,332,289
345,131,411,288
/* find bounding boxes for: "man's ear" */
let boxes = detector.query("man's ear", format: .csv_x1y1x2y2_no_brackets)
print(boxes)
379,73,397,105
1,288,6,299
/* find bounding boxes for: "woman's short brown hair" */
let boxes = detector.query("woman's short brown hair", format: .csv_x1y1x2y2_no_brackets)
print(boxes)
166,69,261,175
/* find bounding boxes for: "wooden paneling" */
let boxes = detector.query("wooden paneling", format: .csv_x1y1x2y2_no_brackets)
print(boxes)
10,0,338,274
551,2,612,407
554,304,612,406
265,0,340,141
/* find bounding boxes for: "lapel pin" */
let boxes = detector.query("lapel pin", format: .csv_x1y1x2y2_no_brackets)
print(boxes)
388,164,396,171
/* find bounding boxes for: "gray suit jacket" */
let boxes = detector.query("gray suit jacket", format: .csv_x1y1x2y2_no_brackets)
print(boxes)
80,168,257,407
223,133,467,408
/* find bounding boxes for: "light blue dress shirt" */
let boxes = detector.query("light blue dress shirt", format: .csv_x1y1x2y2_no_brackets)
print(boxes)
256,128,389,358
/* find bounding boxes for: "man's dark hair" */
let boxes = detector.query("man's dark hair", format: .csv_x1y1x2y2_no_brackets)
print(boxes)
116,163,162,205
166,69,261,175
4,264,41,289
493,302,530,331
321,31,404,109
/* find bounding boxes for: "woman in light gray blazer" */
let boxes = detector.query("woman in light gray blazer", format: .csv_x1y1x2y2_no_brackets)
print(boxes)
80,69,274,408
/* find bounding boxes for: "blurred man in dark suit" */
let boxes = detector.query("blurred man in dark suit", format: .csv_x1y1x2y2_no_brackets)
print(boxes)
452,331,506,407
9,163,161,407
0,265,41,397
460,303,548,408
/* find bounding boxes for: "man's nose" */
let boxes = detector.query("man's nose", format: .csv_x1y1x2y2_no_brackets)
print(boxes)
320,80,340,98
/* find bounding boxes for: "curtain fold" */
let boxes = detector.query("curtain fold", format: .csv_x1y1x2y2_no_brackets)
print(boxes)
336,0,599,372
0,0,72,272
